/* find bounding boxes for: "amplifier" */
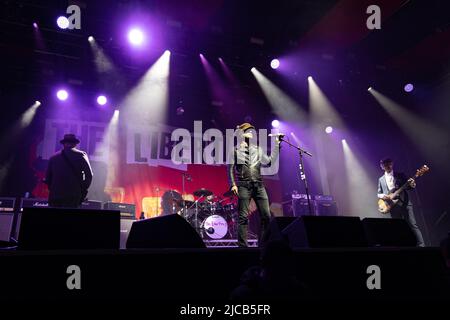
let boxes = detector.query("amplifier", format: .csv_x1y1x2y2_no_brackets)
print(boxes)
292,198,315,216
20,198,49,210
291,193,313,200
0,213,14,241
315,200,338,216
104,202,136,219
0,197,16,212
81,200,103,210
314,195,334,201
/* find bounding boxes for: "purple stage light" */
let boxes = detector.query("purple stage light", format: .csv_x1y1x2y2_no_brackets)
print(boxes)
56,16,69,29
97,95,107,106
325,126,333,134
128,28,144,46
56,89,69,101
271,119,280,128
404,83,414,92
270,59,280,69
176,107,185,116
33,22,38,29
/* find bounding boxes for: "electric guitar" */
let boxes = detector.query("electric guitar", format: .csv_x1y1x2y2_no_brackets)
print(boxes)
377,165,429,214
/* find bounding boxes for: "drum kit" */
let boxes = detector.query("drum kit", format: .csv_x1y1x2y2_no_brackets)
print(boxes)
167,188,238,240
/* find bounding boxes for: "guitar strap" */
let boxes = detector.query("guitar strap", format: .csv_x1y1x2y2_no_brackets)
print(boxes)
61,149,86,201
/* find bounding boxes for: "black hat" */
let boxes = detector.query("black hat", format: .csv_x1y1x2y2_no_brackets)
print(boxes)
237,122,255,132
60,133,80,144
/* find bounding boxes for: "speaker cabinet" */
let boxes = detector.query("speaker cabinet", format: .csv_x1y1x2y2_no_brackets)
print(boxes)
18,207,120,250
362,218,417,247
0,213,14,242
262,217,298,244
283,216,368,248
315,200,338,216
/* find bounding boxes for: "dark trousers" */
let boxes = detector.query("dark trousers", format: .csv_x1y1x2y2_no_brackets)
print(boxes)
237,182,271,247
391,204,425,247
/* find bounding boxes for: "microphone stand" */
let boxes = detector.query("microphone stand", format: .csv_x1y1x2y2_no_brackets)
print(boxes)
279,136,314,216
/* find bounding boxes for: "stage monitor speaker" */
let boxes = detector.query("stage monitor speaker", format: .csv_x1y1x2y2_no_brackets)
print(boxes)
126,214,206,249
362,218,417,247
262,217,298,244
18,207,120,250
283,216,368,248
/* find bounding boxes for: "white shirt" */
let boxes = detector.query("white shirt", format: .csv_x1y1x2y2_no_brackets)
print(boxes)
385,171,395,191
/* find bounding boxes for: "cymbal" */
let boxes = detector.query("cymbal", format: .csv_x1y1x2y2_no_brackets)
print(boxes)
165,190,182,198
193,188,213,197
176,199,194,207
223,190,236,198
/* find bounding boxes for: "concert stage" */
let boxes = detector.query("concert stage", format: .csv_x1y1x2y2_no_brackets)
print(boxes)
0,247,448,302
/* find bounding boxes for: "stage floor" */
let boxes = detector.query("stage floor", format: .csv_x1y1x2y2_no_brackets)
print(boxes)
0,247,448,303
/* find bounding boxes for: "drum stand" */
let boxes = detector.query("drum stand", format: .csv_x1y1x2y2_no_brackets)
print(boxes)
181,173,192,218
187,195,204,237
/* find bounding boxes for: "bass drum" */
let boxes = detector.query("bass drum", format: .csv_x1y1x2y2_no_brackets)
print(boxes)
202,215,228,239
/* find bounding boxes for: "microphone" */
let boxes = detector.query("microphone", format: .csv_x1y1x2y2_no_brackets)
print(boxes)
268,133,285,137
206,227,214,234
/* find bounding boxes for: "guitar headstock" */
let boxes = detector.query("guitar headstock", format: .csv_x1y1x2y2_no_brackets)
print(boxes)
415,165,430,178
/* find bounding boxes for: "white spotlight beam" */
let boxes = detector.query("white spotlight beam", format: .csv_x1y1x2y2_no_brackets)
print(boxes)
369,88,449,163
342,139,379,217
94,110,120,188
308,77,345,128
121,51,170,125
20,101,41,128
251,67,307,123
308,77,348,195
121,50,171,125
88,38,115,73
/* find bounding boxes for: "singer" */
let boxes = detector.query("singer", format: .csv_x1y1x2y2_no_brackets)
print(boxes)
227,122,281,247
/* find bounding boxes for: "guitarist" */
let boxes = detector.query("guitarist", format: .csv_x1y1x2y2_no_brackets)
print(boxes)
377,158,425,247
45,134,93,208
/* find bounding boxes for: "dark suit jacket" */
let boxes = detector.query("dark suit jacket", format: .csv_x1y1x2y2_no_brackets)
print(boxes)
45,148,93,203
377,172,412,207
227,143,280,187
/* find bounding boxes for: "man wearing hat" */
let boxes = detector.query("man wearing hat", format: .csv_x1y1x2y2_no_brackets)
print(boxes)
45,134,93,208
227,123,281,247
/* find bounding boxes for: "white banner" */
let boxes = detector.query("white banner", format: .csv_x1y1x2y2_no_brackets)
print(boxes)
40,119,187,170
